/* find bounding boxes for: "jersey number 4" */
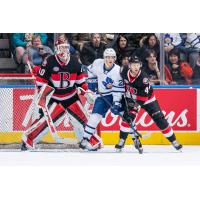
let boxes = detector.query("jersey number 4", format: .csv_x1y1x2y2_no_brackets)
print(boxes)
144,85,150,94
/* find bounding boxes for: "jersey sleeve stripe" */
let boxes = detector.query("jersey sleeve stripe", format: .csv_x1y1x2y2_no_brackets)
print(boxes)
75,78,85,84
36,77,48,84
76,73,85,80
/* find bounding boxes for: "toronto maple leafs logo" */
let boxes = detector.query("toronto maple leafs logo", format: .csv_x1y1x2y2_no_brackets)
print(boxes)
102,77,114,89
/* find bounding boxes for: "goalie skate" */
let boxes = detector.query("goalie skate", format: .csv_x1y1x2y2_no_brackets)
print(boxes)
21,137,35,151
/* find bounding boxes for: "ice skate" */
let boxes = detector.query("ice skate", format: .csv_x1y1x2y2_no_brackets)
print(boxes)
172,140,183,151
115,139,125,152
133,136,143,154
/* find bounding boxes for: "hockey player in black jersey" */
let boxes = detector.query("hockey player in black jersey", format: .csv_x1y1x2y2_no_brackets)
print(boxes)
115,56,182,151
21,39,101,150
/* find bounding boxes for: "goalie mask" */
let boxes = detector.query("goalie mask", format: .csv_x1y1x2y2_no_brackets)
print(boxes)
55,40,70,62
103,48,116,68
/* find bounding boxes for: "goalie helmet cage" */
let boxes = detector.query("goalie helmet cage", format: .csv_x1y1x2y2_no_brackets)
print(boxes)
0,74,86,150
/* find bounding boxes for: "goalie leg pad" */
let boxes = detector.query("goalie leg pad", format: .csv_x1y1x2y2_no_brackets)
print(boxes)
23,103,65,146
66,100,89,141
67,100,88,124
37,84,55,108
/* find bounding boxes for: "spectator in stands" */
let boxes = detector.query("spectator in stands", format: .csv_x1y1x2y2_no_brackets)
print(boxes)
164,33,182,52
11,33,47,64
80,33,106,65
136,34,160,65
24,35,53,69
164,48,193,85
11,33,48,72
113,34,135,65
142,49,160,85
179,33,200,69
72,33,90,52
102,33,117,46
164,33,182,64
121,54,130,67
121,33,151,48
57,33,76,54
46,33,54,50
192,53,200,84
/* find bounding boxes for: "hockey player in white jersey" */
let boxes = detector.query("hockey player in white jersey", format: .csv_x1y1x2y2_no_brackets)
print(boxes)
79,48,125,151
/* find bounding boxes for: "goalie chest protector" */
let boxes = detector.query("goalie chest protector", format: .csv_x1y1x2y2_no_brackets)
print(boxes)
36,55,85,101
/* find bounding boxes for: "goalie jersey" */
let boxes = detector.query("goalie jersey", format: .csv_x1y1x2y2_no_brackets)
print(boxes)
36,55,87,101
87,59,125,102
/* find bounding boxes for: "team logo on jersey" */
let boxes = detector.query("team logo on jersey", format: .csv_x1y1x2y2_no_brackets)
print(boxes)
53,66,59,72
143,78,149,84
127,85,137,94
102,77,114,89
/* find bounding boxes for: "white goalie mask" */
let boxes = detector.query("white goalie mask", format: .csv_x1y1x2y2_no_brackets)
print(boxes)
55,40,70,62
103,48,116,67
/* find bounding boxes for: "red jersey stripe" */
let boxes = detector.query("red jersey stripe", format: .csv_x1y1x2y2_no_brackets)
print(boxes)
36,77,48,84
51,73,77,81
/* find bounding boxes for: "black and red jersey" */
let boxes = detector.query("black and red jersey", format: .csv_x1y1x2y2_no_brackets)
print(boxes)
120,66,154,103
36,55,87,101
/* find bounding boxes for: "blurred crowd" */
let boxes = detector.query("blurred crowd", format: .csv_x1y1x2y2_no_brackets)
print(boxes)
0,33,200,85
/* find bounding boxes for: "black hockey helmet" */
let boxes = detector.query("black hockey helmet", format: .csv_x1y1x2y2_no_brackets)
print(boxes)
128,55,141,64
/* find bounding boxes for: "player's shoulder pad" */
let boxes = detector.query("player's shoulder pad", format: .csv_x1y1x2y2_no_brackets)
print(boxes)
140,70,150,84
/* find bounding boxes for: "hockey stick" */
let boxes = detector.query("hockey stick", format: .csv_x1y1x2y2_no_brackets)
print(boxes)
97,92,144,154
123,96,152,139
26,60,77,144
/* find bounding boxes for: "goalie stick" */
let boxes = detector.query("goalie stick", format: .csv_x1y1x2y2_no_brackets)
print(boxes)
26,60,77,145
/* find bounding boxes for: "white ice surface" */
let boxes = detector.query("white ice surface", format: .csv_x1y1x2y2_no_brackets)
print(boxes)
0,145,200,166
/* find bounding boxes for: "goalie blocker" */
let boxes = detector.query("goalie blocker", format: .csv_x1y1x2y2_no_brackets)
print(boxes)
21,84,102,150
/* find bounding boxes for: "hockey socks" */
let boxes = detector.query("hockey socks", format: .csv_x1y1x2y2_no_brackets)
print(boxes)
162,126,182,150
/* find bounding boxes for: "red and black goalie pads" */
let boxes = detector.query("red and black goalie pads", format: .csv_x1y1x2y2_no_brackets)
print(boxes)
37,84,55,108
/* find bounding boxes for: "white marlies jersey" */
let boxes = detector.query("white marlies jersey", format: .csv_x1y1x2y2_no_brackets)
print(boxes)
87,59,125,102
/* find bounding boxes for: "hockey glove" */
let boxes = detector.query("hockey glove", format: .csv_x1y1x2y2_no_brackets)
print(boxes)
111,102,121,115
